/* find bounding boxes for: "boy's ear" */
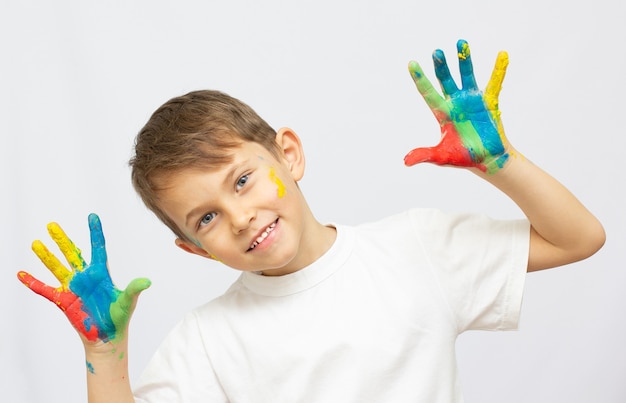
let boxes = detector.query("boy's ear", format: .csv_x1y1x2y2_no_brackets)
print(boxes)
275,127,305,181
175,238,216,260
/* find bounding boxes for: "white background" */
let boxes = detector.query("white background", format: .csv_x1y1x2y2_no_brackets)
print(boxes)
2,1,624,402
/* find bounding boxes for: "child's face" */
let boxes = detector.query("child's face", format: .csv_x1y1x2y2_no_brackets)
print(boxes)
157,135,316,276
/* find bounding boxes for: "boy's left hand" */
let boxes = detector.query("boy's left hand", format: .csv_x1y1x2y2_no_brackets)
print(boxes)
405,39,511,174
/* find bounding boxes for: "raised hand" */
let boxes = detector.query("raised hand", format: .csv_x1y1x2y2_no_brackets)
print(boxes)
17,213,151,344
405,39,512,174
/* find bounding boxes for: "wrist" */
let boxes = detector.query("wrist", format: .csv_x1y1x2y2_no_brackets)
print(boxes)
83,336,128,359
478,139,517,172
84,341,134,403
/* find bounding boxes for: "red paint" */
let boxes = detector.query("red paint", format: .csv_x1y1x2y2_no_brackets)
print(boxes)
404,121,487,172
18,271,99,341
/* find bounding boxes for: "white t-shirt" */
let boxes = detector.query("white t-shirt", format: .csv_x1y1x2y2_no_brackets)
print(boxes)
134,209,529,402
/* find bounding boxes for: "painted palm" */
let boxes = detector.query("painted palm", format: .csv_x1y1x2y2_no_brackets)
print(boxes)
18,214,150,343
405,39,512,174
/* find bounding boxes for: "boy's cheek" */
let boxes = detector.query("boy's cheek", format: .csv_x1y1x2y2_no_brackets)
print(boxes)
267,166,287,198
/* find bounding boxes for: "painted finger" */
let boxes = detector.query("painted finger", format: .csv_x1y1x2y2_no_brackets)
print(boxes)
17,270,62,304
117,278,151,315
125,278,152,298
88,213,107,265
484,51,509,111
31,240,71,286
433,49,459,97
110,278,152,331
17,272,100,340
405,123,483,170
408,61,449,118
118,278,152,314
47,222,86,271
404,146,442,167
457,40,478,91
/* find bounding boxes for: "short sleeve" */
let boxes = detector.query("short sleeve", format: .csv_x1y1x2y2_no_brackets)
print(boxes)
410,209,530,333
133,311,229,403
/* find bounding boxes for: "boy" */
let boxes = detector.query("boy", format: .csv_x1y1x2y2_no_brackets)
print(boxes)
17,40,605,402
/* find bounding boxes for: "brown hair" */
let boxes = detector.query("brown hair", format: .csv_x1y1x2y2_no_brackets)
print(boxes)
129,90,281,240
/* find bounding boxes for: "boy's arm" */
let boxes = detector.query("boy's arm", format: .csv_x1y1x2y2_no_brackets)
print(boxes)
17,214,150,402
477,151,605,272
405,40,605,272
84,339,134,402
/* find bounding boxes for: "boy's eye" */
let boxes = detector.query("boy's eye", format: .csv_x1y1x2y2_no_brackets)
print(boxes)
200,212,217,227
236,174,249,190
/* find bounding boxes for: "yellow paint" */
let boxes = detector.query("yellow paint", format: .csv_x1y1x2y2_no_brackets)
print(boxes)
269,167,286,198
47,222,85,271
483,51,524,163
458,42,470,60
186,234,223,263
31,239,72,289
484,51,508,112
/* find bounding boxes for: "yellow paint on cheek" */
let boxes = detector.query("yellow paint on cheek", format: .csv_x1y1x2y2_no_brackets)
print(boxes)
187,235,223,263
269,167,286,198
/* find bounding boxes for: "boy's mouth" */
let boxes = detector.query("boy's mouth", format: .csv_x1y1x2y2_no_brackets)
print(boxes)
248,219,278,251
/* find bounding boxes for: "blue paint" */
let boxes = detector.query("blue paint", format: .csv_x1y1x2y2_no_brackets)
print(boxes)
86,360,95,374
69,266,120,341
66,214,121,342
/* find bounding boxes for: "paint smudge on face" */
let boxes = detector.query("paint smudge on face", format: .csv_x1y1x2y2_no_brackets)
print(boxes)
190,237,203,248
185,234,223,262
208,252,222,262
269,167,286,198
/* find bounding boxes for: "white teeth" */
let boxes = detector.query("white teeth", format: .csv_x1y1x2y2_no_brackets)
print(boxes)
249,222,276,249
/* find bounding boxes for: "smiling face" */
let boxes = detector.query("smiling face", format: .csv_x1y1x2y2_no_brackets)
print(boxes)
156,129,336,276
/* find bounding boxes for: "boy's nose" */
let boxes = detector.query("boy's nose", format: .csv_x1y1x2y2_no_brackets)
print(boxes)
229,206,256,234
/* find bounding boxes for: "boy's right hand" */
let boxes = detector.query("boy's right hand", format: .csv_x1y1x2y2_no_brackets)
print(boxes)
17,213,151,346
